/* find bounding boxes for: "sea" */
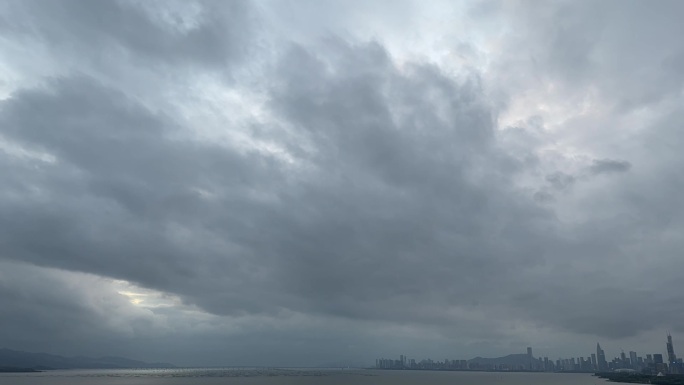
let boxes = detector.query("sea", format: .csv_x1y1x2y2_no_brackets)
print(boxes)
0,368,610,385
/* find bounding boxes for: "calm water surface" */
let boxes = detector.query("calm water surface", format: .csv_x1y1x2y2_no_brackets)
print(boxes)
0,368,610,385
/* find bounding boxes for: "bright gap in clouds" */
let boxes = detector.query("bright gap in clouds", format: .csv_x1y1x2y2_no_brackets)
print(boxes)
113,280,180,308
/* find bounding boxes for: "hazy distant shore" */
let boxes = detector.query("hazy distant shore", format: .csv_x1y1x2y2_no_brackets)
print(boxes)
0,367,41,373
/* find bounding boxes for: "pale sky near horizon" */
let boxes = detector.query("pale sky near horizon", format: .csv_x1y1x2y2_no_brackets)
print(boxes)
2,0,684,367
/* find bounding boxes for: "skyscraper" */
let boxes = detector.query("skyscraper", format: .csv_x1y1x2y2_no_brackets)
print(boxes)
668,334,678,373
654,354,666,374
630,351,638,369
668,334,677,364
597,343,608,371
527,347,533,370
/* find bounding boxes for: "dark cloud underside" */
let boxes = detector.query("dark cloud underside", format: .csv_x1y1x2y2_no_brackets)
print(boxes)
1,0,684,366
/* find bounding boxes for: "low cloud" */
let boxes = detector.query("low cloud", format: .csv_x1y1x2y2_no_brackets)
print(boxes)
546,172,576,190
590,158,632,175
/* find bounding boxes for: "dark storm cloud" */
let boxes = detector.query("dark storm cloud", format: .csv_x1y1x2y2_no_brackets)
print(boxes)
590,158,631,175
0,37,552,334
3,0,684,366
0,262,156,356
0,75,288,311
1,0,253,68
251,40,551,322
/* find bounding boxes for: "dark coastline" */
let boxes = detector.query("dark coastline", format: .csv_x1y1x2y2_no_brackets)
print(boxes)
596,372,684,385
0,367,41,373
372,368,594,374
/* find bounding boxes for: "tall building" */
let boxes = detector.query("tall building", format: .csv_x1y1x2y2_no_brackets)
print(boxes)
668,334,677,364
654,353,666,374
527,347,533,370
597,343,608,371
629,351,638,369
668,334,679,373
654,354,664,364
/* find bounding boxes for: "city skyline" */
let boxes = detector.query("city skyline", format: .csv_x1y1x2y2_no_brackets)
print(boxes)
377,334,682,373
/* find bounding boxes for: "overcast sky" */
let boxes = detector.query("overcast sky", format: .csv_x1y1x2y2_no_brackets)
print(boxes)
1,0,684,367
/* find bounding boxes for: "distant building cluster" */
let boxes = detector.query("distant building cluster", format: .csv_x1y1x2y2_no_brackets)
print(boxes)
375,355,469,370
376,333,684,375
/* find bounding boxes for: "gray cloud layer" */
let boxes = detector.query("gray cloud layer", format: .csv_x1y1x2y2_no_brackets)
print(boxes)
590,159,632,175
1,0,684,366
